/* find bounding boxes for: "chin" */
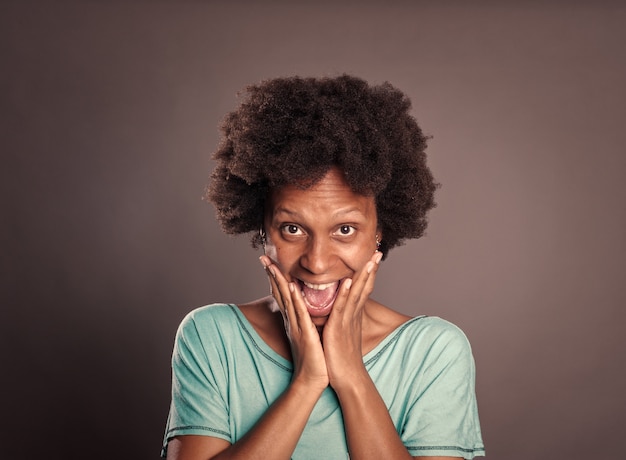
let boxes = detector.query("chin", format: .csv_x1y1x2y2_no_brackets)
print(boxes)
310,315,330,328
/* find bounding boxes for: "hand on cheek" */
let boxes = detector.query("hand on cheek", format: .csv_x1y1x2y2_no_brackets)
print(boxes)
323,250,383,389
259,255,329,390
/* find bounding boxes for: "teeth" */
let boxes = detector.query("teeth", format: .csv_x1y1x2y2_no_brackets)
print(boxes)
303,281,335,290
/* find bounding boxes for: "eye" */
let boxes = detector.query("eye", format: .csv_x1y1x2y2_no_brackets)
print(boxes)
281,224,303,236
336,225,356,236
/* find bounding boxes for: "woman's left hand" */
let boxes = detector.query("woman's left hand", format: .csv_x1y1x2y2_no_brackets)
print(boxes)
322,250,383,392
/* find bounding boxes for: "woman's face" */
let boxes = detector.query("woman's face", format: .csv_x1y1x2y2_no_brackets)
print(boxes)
263,167,380,327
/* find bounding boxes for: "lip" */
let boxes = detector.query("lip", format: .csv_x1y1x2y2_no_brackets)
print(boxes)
296,278,342,317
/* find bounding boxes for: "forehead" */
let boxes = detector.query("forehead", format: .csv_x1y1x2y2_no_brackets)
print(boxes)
267,167,376,217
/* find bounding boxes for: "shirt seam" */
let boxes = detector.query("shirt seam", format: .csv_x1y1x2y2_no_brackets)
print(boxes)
166,424,231,439
227,304,292,372
363,315,427,366
406,444,486,453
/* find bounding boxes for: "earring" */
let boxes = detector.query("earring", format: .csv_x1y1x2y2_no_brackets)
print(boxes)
259,228,267,253
375,234,381,251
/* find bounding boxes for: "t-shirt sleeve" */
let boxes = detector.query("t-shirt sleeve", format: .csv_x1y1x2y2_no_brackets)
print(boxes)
401,321,485,459
161,310,231,457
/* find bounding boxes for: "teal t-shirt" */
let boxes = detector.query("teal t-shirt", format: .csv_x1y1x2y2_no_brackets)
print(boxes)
162,304,485,459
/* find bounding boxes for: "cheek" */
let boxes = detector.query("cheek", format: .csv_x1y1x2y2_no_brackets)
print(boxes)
272,246,301,283
268,242,293,268
341,244,376,271
264,242,279,261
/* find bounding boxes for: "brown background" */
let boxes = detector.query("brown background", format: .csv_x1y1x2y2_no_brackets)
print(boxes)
2,1,625,459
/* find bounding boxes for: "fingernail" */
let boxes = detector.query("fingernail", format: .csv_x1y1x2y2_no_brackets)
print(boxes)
269,266,276,278
259,256,268,268
375,252,383,264
344,278,352,290
289,282,295,293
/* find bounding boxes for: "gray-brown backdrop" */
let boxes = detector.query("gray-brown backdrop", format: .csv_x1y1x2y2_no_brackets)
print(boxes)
2,1,625,459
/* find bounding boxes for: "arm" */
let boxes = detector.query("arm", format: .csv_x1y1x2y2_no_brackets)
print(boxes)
318,252,413,459
263,254,462,460
321,255,464,460
166,258,330,460
167,377,324,460
335,368,415,459
336,372,461,459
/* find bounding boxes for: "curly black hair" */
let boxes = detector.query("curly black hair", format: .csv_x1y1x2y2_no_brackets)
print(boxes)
205,74,438,259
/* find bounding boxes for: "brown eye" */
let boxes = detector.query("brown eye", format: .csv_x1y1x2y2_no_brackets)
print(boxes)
337,225,356,236
281,224,303,235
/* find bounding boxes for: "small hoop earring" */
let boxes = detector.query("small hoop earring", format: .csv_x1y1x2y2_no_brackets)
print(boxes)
375,234,381,251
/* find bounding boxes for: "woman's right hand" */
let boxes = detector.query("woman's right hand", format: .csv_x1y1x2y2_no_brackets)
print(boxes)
260,255,329,392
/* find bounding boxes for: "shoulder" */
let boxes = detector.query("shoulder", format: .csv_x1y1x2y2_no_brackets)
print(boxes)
175,303,241,345
401,316,470,344
179,303,236,329
392,316,475,365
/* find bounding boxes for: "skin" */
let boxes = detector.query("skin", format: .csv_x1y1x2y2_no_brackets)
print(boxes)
167,167,461,460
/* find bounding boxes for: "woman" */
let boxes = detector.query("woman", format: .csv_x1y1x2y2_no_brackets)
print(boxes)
162,75,485,459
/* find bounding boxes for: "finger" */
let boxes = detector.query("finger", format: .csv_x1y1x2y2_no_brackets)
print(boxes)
358,250,383,299
334,251,383,315
260,256,301,335
260,257,297,337
354,250,383,296
288,279,316,335
328,276,352,316
260,256,286,311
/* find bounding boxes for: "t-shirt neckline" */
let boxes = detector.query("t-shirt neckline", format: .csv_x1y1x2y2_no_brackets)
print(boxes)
227,303,426,369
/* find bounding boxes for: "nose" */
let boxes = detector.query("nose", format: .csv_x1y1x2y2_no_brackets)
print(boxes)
300,236,335,275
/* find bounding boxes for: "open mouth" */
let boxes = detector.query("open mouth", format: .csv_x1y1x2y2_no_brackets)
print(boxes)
297,279,341,317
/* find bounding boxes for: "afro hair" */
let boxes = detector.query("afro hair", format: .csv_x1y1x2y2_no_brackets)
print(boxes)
205,74,438,259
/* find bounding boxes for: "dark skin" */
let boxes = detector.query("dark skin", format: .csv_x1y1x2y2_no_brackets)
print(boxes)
167,168,461,460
